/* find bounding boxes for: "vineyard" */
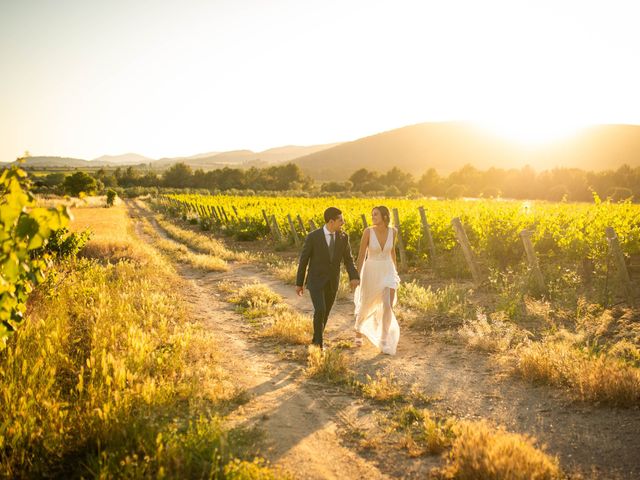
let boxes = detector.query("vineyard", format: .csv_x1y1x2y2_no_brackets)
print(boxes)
160,193,640,303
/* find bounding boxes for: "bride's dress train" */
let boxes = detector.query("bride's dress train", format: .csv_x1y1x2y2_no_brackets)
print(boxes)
354,227,400,355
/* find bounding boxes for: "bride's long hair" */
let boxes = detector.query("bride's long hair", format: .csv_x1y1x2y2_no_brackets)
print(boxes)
373,206,391,226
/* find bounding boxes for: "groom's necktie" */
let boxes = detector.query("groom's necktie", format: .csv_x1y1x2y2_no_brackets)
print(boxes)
329,232,336,261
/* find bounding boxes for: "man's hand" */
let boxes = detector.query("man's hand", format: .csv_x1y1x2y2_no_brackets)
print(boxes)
296,285,304,296
350,279,360,292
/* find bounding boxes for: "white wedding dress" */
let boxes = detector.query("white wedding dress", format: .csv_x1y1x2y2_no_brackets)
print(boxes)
354,227,401,355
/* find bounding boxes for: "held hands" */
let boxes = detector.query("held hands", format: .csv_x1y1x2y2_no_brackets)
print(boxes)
296,285,304,296
350,279,360,292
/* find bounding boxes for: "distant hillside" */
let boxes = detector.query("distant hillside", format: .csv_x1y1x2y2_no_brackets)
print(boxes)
11,156,114,168
153,144,340,169
92,153,153,164
292,123,640,180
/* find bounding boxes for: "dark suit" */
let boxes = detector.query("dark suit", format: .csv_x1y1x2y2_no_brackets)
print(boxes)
296,227,359,347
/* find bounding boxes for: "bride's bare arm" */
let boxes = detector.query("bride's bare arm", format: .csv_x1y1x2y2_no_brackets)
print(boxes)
391,227,398,270
356,228,370,275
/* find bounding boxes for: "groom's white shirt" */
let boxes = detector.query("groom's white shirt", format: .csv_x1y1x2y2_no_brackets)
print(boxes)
322,225,334,247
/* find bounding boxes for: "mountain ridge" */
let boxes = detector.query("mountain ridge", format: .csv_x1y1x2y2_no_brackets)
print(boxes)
292,122,640,180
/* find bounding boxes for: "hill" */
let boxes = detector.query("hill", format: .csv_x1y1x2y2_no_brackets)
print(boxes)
292,123,640,180
10,156,114,168
92,153,153,164
153,144,340,170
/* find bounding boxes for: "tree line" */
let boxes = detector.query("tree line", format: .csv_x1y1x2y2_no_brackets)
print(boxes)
29,161,640,202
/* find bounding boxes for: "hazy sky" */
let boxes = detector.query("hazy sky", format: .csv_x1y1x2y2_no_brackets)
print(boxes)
1,0,638,161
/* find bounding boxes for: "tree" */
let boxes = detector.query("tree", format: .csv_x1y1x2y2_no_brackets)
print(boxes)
162,162,193,188
349,168,380,191
270,163,310,190
63,171,98,197
447,164,481,196
42,172,66,188
417,168,441,196
321,180,353,192
445,184,467,199
380,167,415,194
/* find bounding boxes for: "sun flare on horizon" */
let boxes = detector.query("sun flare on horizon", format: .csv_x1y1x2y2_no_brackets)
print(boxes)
474,119,589,146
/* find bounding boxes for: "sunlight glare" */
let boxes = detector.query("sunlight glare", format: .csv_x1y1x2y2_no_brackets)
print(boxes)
476,118,588,146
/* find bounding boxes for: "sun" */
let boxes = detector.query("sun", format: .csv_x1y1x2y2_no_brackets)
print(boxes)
474,118,588,146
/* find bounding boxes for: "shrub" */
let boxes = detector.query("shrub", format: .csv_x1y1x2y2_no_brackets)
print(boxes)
305,346,352,384
0,165,70,346
443,420,561,480
106,188,117,207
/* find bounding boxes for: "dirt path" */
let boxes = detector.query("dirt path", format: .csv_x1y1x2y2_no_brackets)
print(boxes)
217,263,640,479
129,202,640,479
128,202,391,479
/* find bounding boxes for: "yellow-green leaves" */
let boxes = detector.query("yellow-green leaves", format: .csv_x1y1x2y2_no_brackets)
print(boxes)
0,165,70,346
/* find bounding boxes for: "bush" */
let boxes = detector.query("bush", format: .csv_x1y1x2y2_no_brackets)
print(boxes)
0,165,70,346
32,227,91,259
63,171,98,196
106,188,117,207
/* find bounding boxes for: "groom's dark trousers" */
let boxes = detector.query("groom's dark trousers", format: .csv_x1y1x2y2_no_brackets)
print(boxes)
296,228,359,348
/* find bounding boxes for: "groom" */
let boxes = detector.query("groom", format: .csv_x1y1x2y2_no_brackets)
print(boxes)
296,207,360,349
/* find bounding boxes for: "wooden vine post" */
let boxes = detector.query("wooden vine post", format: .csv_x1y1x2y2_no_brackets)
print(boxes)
451,217,483,287
287,213,301,247
262,209,275,237
221,207,230,223
519,229,545,292
361,214,368,230
210,205,219,223
309,219,318,231
270,215,283,243
392,208,407,271
297,214,306,235
418,206,437,264
605,227,635,303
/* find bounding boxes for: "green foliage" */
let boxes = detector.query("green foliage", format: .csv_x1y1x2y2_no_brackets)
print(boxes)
0,165,70,346
32,227,91,259
63,171,98,196
106,188,117,207
163,162,193,188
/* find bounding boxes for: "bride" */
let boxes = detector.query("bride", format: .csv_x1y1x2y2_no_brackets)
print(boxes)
353,205,401,355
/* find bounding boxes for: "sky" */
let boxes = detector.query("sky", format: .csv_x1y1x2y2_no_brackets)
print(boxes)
1,0,639,161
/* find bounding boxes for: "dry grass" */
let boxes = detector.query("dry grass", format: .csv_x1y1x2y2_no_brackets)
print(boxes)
2,205,277,478
305,346,352,384
228,282,283,319
443,420,562,480
70,204,158,264
515,338,640,406
358,370,404,403
260,308,312,345
137,215,229,272
38,194,116,209
399,281,472,329
459,310,530,353
70,203,130,237
390,405,456,456
149,208,245,262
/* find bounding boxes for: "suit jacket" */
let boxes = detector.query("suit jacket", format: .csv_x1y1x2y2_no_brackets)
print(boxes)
296,228,359,292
